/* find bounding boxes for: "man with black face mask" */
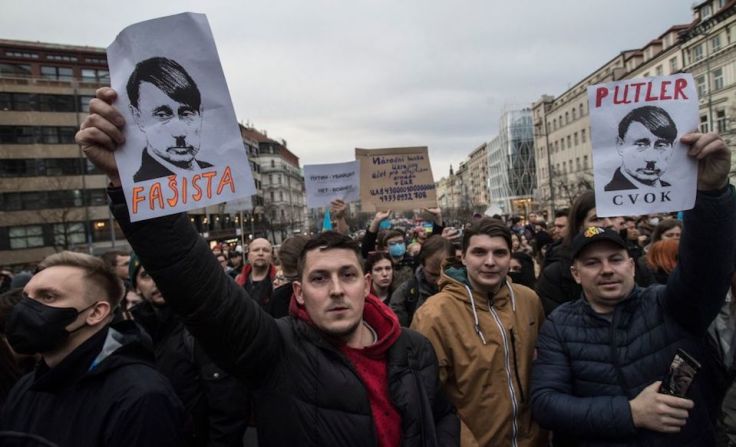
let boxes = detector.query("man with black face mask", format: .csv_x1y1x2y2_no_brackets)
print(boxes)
0,251,184,447
129,253,250,447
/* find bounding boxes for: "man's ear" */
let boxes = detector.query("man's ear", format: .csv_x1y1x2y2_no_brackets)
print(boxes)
129,105,144,131
363,274,371,298
616,137,624,155
293,281,305,305
87,301,112,325
570,264,582,285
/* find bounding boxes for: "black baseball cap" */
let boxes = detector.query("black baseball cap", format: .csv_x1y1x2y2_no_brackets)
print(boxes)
570,226,628,260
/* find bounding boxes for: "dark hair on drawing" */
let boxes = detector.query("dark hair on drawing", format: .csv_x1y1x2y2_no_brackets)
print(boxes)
617,106,677,144
297,232,362,280
126,57,201,111
462,218,512,254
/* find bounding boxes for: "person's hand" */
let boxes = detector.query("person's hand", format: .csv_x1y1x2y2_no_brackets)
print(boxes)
330,199,347,219
75,87,126,187
441,227,461,241
680,132,731,191
368,210,391,232
424,207,443,225
629,381,694,433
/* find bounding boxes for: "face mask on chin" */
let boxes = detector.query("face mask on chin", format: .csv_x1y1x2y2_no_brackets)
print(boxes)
388,243,406,258
6,298,98,355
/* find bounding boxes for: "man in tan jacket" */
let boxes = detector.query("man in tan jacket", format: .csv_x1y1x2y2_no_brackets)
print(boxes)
412,218,545,447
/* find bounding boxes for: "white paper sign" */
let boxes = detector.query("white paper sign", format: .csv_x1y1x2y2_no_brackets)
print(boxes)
304,161,360,209
107,12,255,222
588,74,699,217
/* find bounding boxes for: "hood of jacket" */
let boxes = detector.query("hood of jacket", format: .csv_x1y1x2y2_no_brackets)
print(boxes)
289,293,400,356
30,320,155,392
437,257,516,312
235,263,277,287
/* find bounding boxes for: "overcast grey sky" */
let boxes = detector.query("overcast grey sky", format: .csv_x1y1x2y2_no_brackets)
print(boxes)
4,1,695,179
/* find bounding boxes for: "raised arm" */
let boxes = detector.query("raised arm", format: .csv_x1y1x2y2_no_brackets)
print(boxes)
663,132,735,334
76,87,284,386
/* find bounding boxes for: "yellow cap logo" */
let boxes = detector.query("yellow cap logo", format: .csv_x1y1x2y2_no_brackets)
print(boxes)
584,227,605,238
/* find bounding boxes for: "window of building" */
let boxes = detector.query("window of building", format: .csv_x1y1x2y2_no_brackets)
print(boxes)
579,103,584,117
9,225,44,249
565,112,569,124
713,67,724,90
574,132,579,145
40,66,74,81
693,44,704,62
277,174,282,184
560,139,565,151
552,118,557,130
53,222,86,246
79,95,94,112
702,4,712,19
717,109,728,132
0,63,31,78
655,65,663,76
696,75,707,97
643,72,650,78
700,114,709,132
566,135,571,147
669,57,678,72
269,174,273,184
712,34,722,52
80,68,109,83
271,159,275,168
572,108,576,120
584,155,589,169
47,54,78,62
5,50,38,59
576,157,581,171
581,129,587,143
270,191,274,201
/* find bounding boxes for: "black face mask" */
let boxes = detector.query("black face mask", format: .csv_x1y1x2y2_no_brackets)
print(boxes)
6,298,96,355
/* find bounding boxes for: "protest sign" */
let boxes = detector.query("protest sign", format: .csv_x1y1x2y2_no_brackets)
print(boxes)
588,74,698,217
355,146,437,212
303,160,360,209
107,12,255,222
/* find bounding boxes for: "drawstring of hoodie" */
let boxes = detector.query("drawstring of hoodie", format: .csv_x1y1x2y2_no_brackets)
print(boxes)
463,284,487,345
465,279,516,344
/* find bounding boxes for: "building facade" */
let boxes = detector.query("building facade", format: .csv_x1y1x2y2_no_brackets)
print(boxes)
0,39,117,268
240,127,307,244
487,108,536,216
533,0,736,214
466,143,489,209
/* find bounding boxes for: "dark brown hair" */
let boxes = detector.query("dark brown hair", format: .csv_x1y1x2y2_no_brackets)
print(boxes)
462,218,511,253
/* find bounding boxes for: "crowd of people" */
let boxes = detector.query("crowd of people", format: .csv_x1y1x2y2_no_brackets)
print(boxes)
0,86,734,447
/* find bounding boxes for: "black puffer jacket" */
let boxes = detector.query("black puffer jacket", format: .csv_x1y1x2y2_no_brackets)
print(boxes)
531,186,736,447
110,188,459,447
131,302,250,447
536,243,580,316
0,321,185,447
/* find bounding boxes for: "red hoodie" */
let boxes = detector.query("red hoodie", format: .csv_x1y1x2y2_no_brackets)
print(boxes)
289,293,402,447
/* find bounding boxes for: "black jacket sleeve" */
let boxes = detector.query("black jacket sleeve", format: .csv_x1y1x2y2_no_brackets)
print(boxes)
109,188,284,387
663,185,736,334
361,228,378,259
107,391,186,447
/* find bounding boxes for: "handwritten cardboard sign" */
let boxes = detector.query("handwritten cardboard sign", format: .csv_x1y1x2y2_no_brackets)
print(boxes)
107,13,255,222
304,161,360,209
587,74,698,217
355,146,437,212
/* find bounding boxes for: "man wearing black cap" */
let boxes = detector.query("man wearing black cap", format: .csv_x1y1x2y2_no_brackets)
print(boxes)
530,132,735,446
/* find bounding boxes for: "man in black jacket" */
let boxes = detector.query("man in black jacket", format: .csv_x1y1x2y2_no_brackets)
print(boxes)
76,87,459,447
531,131,735,446
0,251,184,447
129,256,250,447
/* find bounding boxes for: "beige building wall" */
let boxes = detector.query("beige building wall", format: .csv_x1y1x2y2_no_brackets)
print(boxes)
533,1,736,214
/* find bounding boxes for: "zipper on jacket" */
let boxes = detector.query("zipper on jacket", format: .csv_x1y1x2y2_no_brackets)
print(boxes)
489,305,520,447
509,328,526,403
